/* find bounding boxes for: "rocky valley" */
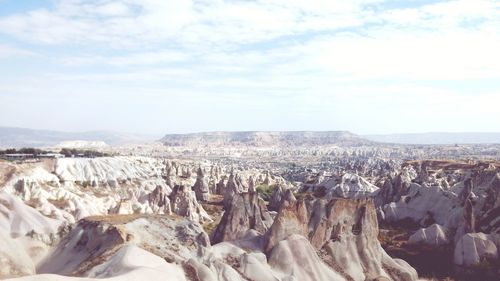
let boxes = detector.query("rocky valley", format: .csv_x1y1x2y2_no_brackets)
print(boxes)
2,0,499,279
0,131,499,281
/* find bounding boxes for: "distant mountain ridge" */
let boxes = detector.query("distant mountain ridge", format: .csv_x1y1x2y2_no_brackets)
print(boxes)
3,127,498,148
160,131,373,147
0,127,156,148
365,132,500,144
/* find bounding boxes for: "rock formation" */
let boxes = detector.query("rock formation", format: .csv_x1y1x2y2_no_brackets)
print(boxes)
170,185,211,224
211,192,273,243
223,173,240,208
264,198,418,281
454,232,498,266
1,142,499,280
193,167,210,202
408,223,449,246
147,185,172,214
36,215,209,278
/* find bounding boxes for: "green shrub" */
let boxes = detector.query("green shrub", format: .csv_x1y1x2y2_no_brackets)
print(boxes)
256,184,276,201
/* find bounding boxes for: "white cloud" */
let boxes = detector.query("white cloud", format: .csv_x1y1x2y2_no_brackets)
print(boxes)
0,0,377,47
61,50,189,66
0,0,499,133
0,44,34,58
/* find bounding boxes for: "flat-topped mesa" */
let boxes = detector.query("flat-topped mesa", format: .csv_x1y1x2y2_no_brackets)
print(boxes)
160,131,372,147
265,197,418,281
211,192,273,244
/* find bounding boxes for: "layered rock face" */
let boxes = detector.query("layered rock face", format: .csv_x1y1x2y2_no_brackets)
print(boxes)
267,234,346,281
265,198,417,281
147,185,171,215
37,218,131,275
170,184,211,224
211,192,273,243
28,215,208,281
211,188,417,281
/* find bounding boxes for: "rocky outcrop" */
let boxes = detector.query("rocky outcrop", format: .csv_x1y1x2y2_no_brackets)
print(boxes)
380,183,455,227
374,162,500,278
264,198,418,281
223,173,241,208
374,168,414,207
211,192,273,243
147,185,172,214
268,188,297,212
247,176,256,193
268,185,285,211
193,167,210,202
458,179,476,235
408,224,449,246
37,215,209,277
301,173,379,200
477,172,500,235
215,177,227,195
37,218,130,275
170,185,211,224
454,232,498,266
268,234,345,281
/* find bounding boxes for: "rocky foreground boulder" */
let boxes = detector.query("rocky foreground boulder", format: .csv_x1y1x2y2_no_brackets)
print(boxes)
408,223,449,246
454,232,499,266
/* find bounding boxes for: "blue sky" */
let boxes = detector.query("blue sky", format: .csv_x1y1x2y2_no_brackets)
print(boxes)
0,0,499,135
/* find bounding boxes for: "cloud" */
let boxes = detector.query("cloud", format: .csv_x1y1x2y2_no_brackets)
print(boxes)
0,0,499,134
0,0,377,47
61,50,189,66
0,44,34,58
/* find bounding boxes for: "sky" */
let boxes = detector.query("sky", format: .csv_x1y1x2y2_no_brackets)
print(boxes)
0,0,499,135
